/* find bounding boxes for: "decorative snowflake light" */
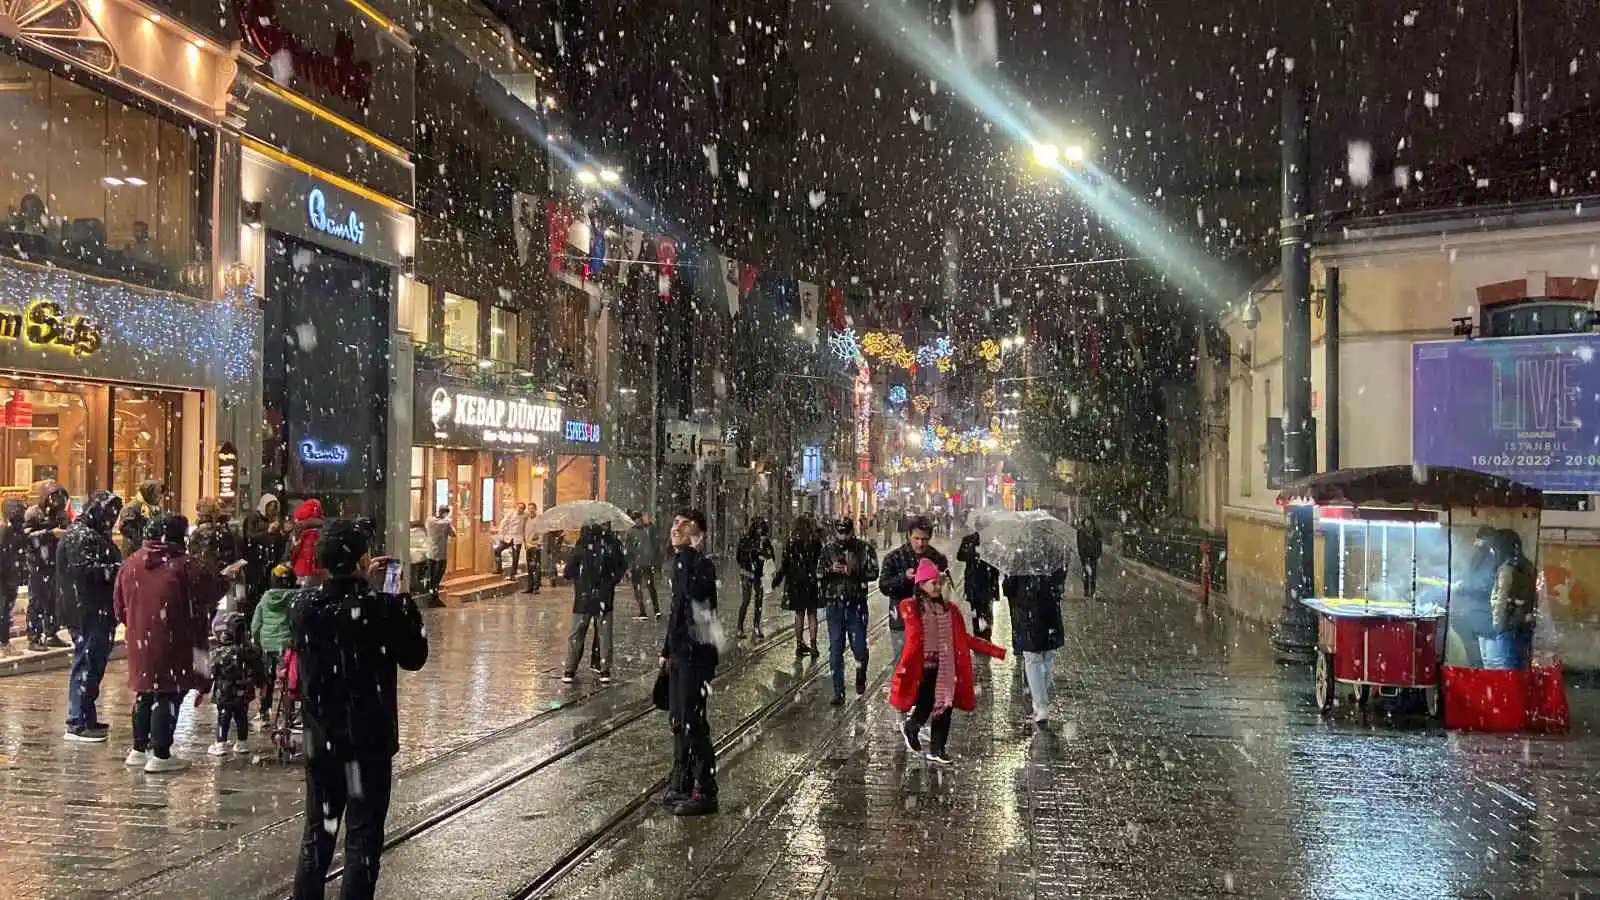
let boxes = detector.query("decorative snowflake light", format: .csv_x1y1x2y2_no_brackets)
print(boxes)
829,327,860,361
912,394,934,413
921,425,939,453
978,338,1000,361
887,384,909,405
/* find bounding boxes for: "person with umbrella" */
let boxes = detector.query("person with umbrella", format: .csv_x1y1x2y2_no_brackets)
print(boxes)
561,521,627,685
1004,560,1068,730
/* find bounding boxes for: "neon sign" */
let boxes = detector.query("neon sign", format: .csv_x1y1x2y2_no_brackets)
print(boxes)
299,439,350,465
565,420,602,444
307,188,365,245
0,301,102,358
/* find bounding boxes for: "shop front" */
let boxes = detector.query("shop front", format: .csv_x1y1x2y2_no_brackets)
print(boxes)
411,373,570,576
0,255,260,516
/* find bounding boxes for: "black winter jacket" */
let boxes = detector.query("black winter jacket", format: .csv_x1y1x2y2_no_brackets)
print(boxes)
1003,572,1067,654
0,499,27,592
57,491,123,621
565,530,627,615
878,544,948,630
817,537,878,607
293,574,428,761
771,537,822,610
956,532,999,603
662,545,719,671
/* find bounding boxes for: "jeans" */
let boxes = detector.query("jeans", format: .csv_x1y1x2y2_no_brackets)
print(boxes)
294,752,395,900
421,557,446,595
132,691,182,757
1479,628,1534,670
738,577,765,633
1023,649,1055,718
630,566,659,616
667,658,715,801
66,608,115,728
493,542,521,577
26,572,56,642
217,703,250,742
825,602,869,696
906,665,952,755
0,583,14,644
1081,558,1099,597
564,611,613,675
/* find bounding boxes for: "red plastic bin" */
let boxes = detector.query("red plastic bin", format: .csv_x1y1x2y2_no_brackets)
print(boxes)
1441,665,1528,732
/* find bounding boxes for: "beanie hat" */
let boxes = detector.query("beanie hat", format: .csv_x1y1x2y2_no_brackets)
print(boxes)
316,519,369,576
913,557,942,586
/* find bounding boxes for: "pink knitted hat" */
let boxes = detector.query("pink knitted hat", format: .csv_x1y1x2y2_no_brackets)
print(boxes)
913,557,942,585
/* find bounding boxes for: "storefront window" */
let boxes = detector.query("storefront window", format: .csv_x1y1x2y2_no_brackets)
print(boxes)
443,292,480,356
399,277,433,344
490,306,519,365
0,376,188,511
0,52,205,293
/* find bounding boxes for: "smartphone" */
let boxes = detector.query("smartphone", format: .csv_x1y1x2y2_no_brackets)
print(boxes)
383,559,403,595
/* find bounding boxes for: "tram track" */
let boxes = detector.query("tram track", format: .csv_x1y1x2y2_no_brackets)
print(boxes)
316,619,810,892
510,618,891,900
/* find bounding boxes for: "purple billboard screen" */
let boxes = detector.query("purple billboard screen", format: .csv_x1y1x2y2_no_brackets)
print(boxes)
1413,335,1600,492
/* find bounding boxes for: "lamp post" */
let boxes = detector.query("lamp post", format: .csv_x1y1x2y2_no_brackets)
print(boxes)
1272,73,1318,664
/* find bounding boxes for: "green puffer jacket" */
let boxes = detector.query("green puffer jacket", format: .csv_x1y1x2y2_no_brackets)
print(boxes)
251,587,297,654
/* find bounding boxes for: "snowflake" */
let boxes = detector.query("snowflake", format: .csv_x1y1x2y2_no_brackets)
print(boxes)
829,327,861,361
887,385,909,405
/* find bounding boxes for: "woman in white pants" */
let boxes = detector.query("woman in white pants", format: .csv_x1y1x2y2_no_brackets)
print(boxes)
1002,568,1067,730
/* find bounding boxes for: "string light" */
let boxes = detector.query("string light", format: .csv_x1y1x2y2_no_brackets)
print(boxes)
828,327,860,361
0,258,258,401
887,384,908,405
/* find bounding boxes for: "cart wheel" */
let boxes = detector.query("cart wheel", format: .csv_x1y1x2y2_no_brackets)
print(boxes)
1423,685,1443,719
1314,650,1335,713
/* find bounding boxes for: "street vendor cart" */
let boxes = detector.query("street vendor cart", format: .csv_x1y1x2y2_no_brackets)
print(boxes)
1278,466,1542,718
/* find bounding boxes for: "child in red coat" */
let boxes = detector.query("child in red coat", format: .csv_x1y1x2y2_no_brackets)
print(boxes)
889,558,1005,763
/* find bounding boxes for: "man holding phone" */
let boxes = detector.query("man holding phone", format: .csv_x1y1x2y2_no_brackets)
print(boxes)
816,518,878,705
291,519,429,898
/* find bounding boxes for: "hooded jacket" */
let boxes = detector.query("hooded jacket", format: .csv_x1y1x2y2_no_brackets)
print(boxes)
57,491,123,621
209,610,264,705
26,485,70,621
114,540,208,693
288,499,325,579
116,480,161,551
565,525,627,615
1003,571,1068,654
251,585,297,654
293,573,428,761
956,532,999,604
0,498,27,592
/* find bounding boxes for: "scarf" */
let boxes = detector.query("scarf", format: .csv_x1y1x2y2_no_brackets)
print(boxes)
921,598,958,714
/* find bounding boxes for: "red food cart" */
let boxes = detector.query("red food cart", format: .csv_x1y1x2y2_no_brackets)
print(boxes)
1278,466,1543,718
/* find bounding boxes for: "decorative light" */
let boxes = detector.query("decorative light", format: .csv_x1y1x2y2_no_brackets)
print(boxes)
921,424,938,453
887,384,908,405
828,327,860,361
936,356,953,373
576,169,598,186
982,388,997,408
978,339,1000,361
985,358,1002,372
912,394,933,413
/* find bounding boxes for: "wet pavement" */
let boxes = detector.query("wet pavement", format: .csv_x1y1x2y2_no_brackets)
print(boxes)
0,578,688,899
12,551,1600,899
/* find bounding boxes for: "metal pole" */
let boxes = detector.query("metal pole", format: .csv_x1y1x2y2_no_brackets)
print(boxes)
1272,74,1318,663
1324,267,1340,471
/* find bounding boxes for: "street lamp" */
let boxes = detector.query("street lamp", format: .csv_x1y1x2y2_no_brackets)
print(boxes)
576,169,598,186
600,167,621,185
1031,142,1061,168
1063,143,1086,164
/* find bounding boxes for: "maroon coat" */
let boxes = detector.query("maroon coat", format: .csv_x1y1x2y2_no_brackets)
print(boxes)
114,541,208,693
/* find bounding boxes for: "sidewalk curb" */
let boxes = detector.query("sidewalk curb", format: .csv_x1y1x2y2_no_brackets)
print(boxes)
0,642,127,678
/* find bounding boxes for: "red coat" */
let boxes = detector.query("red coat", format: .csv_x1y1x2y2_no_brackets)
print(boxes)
289,498,324,579
114,542,209,693
889,596,1006,713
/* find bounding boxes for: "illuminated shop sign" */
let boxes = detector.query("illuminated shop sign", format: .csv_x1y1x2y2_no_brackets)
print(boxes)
422,382,563,449
299,439,350,465
564,420,601,444
217,442,239,502
0,301,102,358
306,188,365,245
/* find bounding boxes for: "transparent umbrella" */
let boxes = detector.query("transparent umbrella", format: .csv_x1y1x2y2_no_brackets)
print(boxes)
529,500,634,532
977,510,1072,578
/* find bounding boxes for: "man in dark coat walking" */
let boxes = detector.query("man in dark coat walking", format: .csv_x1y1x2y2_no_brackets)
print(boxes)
1076,516,1103,598
956,528,1000,639
878,516,948,663
816,518,878,704
561,522,626,683
292,519,429,900
59,491,123,741
660,508,720,816
0,498,26,658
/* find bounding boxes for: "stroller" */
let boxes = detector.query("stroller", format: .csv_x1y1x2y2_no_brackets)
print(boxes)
267,648,303,762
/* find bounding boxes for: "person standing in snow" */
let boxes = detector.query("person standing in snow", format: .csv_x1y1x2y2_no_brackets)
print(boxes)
659,508,720,816
291,520,428,899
